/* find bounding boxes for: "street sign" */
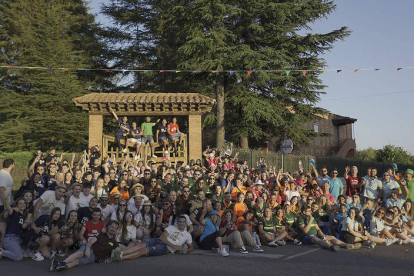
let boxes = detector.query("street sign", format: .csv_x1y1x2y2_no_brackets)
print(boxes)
281,139,293,154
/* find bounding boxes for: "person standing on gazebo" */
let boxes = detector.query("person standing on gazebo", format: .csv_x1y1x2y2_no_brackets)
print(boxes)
141,116,160,158
109,107,130,153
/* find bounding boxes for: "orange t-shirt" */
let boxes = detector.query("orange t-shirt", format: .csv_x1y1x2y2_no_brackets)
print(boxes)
233,202,248,217
109,187,130,204
231,186,248,199
278,183,290,202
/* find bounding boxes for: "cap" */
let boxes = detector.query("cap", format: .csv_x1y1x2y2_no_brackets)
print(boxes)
405,169,414,176
254,179,264,185
70,183,83,190
142,200,152,206
161,198,170,204
133,194,145,199
55,185,68,192
100,194,109,199
209,153,214,158
111,191,122,198
131,183,144,190
210,210,219,216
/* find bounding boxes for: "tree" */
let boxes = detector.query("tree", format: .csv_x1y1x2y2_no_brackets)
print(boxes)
356,147,377,161
172,0,350,149
0,0,102,151
376,144,414,164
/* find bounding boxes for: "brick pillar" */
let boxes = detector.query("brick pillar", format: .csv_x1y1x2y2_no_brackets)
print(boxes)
88,114,103,149
188,114,202,161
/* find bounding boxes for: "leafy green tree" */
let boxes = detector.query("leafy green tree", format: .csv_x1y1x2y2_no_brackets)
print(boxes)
356,147,377,161
0,0,102,151
376,144,413,164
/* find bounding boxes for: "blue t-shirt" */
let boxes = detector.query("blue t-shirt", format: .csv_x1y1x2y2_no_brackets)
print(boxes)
328,178,344,201
221,179,234,192
362,207,375,227
199,217,219,242
116,119,130,136
333,212,347,232
347,203,361,211
130,127,141,139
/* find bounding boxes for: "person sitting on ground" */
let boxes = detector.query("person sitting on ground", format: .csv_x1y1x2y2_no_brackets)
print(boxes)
198,210,229,257
258,207,287,247
116,210,137,248
79,208,105,246
369,206,399,246
50,220,121,271
134,200,156,240
120,216,193,260
296,204,359,251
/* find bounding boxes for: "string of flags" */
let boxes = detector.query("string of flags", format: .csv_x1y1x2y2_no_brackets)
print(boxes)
1,65,413,76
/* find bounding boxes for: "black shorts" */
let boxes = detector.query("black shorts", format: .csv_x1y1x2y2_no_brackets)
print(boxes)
199,231,220,250
340,231,356,244
0,205,4,213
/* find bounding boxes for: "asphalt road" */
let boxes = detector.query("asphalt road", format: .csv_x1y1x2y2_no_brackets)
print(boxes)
1,244,414,276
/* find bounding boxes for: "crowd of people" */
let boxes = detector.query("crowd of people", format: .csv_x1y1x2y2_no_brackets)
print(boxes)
1,142,414,271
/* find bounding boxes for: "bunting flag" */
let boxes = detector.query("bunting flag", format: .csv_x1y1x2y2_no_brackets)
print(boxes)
0,65,413,75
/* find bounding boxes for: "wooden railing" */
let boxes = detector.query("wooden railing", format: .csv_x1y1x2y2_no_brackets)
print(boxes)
102,134,187,165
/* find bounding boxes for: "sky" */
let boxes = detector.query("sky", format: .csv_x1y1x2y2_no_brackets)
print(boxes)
88,0,414,153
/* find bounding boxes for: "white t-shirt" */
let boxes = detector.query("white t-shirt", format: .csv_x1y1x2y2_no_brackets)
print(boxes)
79,193,94,208
134,212,156,229
285,190,301,204
128,204,143,215
341,217,359,232
110,210,125,223
386,198,405,209
362,176,382,199
370,216,385,235
116,225,137,243
37,190,66,217
164,225,192,253
0,169,13,206
382,180,399,202
65,195,85,218
316,175,331,187
99,204,115,221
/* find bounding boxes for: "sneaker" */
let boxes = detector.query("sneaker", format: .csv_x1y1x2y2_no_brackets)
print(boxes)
164,150,169,155
239,246,248,254
219,248,229,257
56,249,65,257
294,239,302,246
331,245,340,252
267,241,278,247
112,247,123,261
56,262,68,272
369,242,377,249
346,243,361,250
152,155,157,158
362,241,371,247
385,238,398,246
402,239,412,244
253,245,264,252
23,249,30,258
122,148,128,153
49,258,58,272
134,154,139,160
277,240,286,246
31,251,45,261
50,250,57,259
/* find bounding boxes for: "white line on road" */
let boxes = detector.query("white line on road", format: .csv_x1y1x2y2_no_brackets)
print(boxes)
283,248,320,260
191,249,285,259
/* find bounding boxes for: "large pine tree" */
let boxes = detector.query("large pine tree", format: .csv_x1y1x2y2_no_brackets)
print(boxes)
0,0,104,151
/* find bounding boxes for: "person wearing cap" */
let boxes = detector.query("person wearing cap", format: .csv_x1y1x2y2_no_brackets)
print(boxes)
141,116,160,158
199,210,229,257
64,183,84,218
33,185,67,221
129,183,148,202
98,194,115,223
403,169,414,202
251,179,265,201
134,200,156,240
110,191,122,210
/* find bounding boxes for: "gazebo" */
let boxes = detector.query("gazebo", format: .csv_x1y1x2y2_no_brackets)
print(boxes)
72,93,216,162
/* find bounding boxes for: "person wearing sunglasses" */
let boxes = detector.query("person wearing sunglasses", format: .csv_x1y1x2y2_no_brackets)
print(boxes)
327,169,343,202
155,198,174,237
382,172,401,203
177,187,194,215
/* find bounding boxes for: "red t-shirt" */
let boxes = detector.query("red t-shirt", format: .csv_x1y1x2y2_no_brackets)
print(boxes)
346,176,361,196
219,220,237,236
168,123,179,134
83,220,105,240
157,207,173,223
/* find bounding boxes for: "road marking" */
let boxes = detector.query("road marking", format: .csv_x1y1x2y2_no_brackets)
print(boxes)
191,249,285,259
283,248,320,260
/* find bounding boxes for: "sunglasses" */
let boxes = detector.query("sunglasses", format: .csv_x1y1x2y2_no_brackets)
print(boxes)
183,191,190,193
353,196,359,198
145,173,151,175
151,180,157,183
163,203,170,206
123,174,128,176
119,204,126,207
332,172,338,174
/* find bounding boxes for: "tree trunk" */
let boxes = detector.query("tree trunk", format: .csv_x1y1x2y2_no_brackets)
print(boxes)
240,136,249,149
215,74,225,149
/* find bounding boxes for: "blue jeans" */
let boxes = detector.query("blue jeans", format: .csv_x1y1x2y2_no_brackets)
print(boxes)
77,246,96,265
3,235,24,261
144,238,167,256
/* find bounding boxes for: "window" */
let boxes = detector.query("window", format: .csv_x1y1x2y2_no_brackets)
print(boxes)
314,122,320,133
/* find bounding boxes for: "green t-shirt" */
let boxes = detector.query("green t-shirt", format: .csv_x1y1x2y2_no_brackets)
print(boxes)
296,215,318,239
285,212,297,227
312,212,321,221
406,179,414,202
274,217,285,229
318,207,329,223
141,122,155,136
259,217,275,233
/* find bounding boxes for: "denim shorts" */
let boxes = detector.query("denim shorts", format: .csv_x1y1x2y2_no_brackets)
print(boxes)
301,235,317,245
77,246,96,265
144,238,168,256
142,136,154,144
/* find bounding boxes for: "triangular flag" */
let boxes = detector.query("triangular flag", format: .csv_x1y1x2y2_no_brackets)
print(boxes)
85,69,91,72
64,68,70,71
302,70,307,76
337,70,342,73
211,70,217,73
319,70,325,74
47,67,52,71
144,70,148,74
106,69,112,72
159,70,165,73
247,71,253,76
175,70,181,73
375,69,380,71
285,70,290,76
192,71,199,73
229,71,234,75
354,69,359,73
29,67,34,69
7,66,14,69
397,68,403,71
